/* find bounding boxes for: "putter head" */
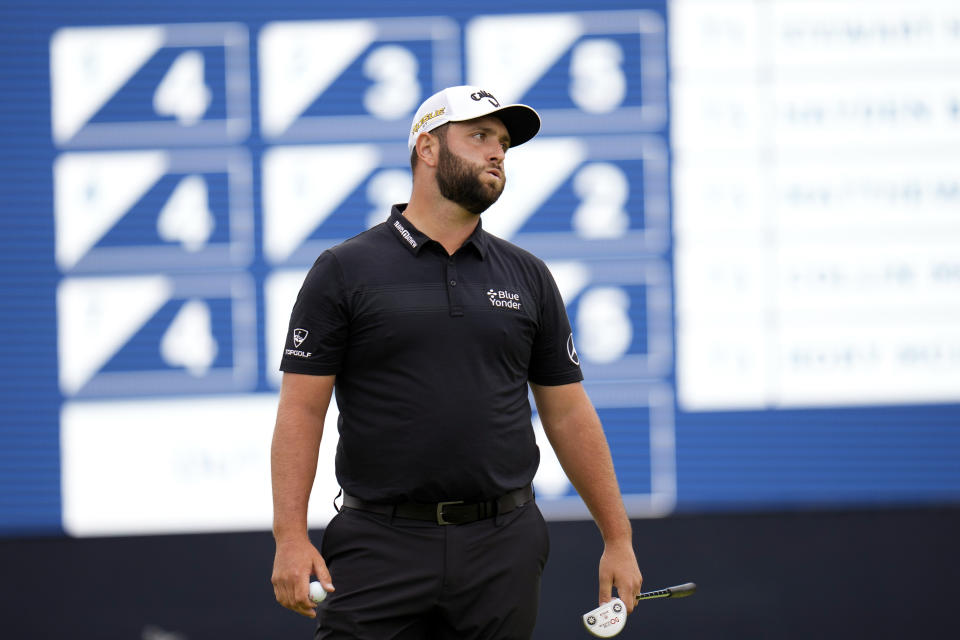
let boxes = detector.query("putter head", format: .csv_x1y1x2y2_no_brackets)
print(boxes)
582,597,627,637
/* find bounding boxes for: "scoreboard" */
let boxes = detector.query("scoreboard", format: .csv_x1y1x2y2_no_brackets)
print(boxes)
1,0,959,537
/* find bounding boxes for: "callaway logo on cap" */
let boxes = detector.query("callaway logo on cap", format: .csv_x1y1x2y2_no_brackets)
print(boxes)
407,85,541,151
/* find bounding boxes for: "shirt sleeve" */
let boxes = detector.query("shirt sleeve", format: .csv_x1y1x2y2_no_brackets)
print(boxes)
527,259,584,386
279,251,349,376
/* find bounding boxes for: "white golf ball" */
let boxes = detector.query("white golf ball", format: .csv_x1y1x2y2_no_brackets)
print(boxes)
309,581,327,603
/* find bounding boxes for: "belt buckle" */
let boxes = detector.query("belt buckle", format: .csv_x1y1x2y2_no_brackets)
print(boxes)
436,500,465,525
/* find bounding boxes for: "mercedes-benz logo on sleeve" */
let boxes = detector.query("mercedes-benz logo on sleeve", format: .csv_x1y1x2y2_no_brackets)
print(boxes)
566,333,580,366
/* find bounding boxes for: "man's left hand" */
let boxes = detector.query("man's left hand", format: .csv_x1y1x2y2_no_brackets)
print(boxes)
598,539,643,614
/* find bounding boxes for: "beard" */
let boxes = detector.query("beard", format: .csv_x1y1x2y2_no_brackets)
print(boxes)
435,143,505,215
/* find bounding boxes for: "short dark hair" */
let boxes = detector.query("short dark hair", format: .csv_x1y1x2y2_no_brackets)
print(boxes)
410,123,449,171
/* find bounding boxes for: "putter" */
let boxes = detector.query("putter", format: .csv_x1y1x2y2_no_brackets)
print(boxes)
582,582,697,637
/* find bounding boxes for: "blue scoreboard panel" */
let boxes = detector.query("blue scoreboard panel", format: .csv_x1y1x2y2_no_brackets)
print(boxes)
1,0,959,536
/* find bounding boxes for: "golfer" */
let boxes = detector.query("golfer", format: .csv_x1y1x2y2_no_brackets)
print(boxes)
271,85,643,639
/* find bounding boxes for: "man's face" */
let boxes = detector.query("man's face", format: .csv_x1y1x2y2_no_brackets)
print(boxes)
435,117,509,215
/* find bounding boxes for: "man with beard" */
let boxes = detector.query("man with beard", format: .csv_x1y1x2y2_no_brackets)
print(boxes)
270,86,643,639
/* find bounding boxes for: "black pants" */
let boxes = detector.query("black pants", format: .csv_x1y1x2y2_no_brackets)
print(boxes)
316,502,550,640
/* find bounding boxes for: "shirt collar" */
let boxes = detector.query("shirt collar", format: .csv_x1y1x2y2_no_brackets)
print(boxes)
388,204,428,255
389,204,487,259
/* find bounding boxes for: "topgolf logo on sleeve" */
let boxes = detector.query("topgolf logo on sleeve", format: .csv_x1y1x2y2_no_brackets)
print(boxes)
292,328,308,348
286,328,312,357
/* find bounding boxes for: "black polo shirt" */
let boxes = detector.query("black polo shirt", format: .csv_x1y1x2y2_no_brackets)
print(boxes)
280,204,583,503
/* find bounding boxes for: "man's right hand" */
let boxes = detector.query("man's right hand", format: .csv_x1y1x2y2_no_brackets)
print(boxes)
271,536,334,618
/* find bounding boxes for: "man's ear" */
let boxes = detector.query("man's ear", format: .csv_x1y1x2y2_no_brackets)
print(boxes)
416,132,440,168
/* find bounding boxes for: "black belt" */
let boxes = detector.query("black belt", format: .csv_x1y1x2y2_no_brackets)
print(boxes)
341,485,534,525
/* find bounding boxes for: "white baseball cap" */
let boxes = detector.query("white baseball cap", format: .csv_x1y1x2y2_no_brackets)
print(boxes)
407,85,541,151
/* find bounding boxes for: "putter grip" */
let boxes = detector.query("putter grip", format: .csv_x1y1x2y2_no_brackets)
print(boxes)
635,582,697,601
667,582,697,597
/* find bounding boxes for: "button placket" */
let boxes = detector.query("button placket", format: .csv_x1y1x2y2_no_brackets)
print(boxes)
445,259,463,317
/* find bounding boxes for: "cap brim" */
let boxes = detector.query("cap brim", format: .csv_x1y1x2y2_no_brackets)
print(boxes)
460,104,540,149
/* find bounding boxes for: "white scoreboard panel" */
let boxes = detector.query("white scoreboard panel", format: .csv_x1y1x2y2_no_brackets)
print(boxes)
672,0,960,410
51,23,251,148
0,0,958,537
